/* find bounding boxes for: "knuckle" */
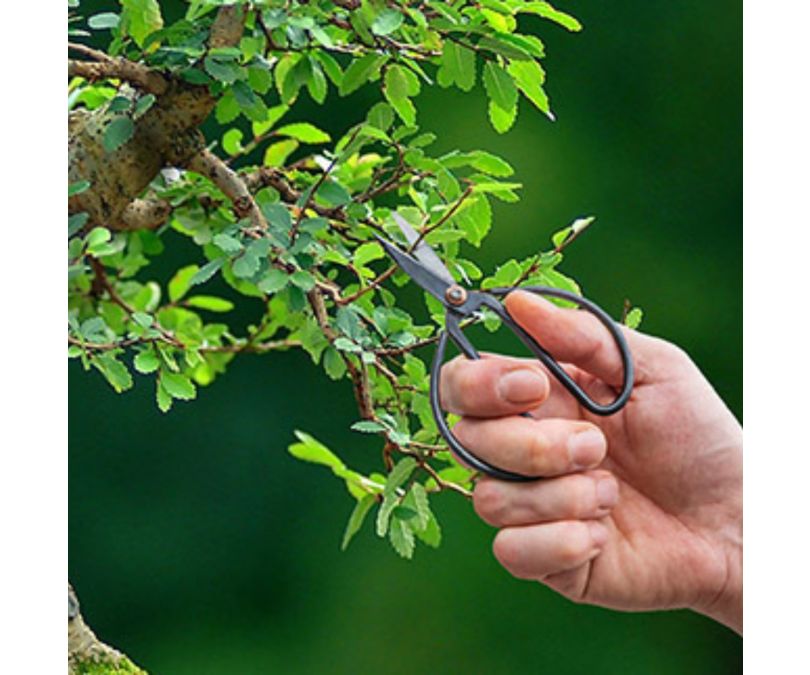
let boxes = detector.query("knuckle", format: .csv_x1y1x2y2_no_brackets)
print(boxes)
526,432,552,476
473,480,505,525
570,475,598,516
557,523,591,565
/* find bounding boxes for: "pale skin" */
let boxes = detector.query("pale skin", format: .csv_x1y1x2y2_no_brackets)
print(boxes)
440,291,742,634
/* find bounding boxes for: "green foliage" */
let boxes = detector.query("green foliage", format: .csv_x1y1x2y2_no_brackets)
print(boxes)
68,0,627,558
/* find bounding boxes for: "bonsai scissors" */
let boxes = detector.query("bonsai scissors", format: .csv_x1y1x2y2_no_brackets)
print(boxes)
376,213,634,482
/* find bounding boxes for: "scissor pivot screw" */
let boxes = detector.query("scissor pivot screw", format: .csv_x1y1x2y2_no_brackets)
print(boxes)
445,285,467,306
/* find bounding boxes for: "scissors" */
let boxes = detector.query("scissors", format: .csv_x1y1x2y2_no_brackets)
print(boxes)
375,213,634,482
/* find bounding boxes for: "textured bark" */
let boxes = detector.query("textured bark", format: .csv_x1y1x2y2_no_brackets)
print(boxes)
68,585,146,674
68,5,247,231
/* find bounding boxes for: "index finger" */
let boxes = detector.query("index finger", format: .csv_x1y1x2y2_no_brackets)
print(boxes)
504,290,638,387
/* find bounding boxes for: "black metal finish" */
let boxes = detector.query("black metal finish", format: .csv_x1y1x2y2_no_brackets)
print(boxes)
377,224,634,482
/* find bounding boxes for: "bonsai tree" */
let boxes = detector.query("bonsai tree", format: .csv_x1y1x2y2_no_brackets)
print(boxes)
68,1,638,670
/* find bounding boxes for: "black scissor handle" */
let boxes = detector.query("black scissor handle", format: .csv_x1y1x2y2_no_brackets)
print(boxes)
429,286,634,482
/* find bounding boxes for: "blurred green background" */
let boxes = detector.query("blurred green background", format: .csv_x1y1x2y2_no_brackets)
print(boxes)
69,1,742,673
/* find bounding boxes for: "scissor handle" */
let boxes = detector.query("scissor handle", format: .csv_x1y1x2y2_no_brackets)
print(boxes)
429,285,634,482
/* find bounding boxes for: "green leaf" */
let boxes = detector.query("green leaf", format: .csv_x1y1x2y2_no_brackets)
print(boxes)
168,264,199,302
204,54,240,83
69,180,91,197
384,65,420,126
160,371,196,400
409,483,431,531
414,510,441,548
483,62,518,133
213,233,243,255
507,60,552,119
288,430,345,470
624,307,643,330
134,349,160,374
134,93,156,117
185,295,234,312
341,494,375,551
290,270,316,291
88,12,120,29
482,259,522,289
275,122,331,144
222,128,244,156
232,252,260,279
351,420,387,434
68,213,89,237
264,139,299,167
190,258,225,286
257,269,289,294
371,9,403,35
437,41,476,92
353,242,384,268
523,1,583,31
388,516,415,558
103,117,134,153
93,353,133,393
121,0,163,47
383,457,417,498
322,346,347,380
339,54,386,96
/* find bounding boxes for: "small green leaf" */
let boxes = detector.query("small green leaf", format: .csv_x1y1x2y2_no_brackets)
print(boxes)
185,296,234,312
103,117,134,153
290,270,316,291
523,1,582,31
222,128,244,156
168,265,199,302
134,349,160,374
93,354,133,393
323,347,347,380
351,420,387,434
264,139,299,167
353,242,384,268
213,233,243,255
624,307,643,330
288,430,345,470
483,62,518,133
437,40,476,92
339,54,386,96
371,9,403,35
160,371,196,400
69,180,91,197
388,516,415,558
257,269,289,294
121,0,163,47
341,494,375,551
384,65,420,126
190,258,225,286
88,12,120,29
275,122,331,144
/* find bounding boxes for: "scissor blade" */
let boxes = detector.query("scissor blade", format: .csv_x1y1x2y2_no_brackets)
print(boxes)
391,212,455,285
374,234,452,303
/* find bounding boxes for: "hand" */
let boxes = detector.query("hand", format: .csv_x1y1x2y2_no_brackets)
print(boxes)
440,290,742,633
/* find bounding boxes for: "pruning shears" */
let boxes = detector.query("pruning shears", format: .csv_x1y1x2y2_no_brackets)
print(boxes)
375,213,634,483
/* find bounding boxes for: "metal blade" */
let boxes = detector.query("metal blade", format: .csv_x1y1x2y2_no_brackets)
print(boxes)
391,212,455,285
374,234,452,304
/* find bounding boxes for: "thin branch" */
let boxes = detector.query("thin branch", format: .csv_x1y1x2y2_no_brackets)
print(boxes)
67,43,168,95
187,149,268,232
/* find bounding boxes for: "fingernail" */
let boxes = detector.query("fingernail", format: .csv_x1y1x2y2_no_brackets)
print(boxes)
497,369,546,404
588,521,609,548
568,429,606,469
596,477,619,509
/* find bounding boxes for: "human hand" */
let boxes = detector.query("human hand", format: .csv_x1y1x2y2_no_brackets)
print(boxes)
441,291,742,633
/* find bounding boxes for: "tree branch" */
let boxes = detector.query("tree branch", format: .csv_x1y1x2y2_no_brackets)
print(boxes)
67,47,168,96
116,198,172,231
187,149,268,232
69,584,146,674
